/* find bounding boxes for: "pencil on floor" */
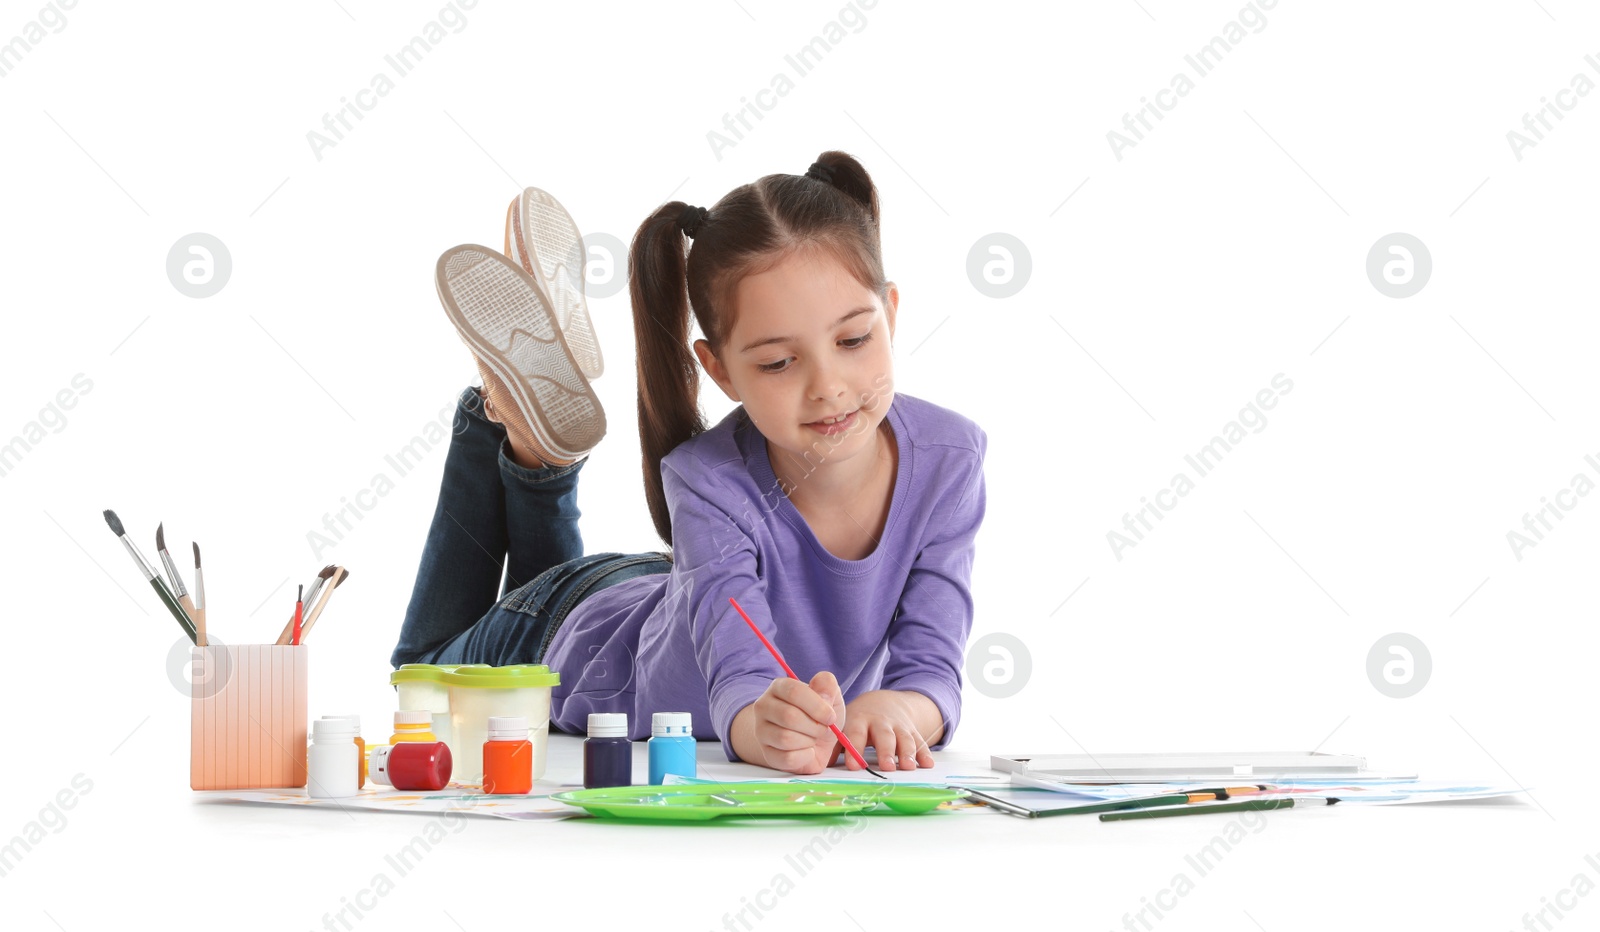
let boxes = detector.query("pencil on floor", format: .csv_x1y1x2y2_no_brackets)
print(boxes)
1099,797,1339,822
954,787,1035,818
1034,785,1275,818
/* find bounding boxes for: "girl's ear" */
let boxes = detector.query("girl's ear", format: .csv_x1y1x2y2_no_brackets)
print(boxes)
884,282,899,340
693,338,740,402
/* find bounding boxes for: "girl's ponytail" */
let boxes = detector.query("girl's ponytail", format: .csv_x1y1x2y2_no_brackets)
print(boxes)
806,150,880,228
629,202,705,547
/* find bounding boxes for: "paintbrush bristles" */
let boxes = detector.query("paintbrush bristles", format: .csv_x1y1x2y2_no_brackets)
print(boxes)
296,566,348,642
103,509,124,536
156,522,166,552
301,566,335,613
192,542,201,566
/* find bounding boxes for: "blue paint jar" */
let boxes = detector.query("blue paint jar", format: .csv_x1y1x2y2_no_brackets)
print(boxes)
648,712,696,785
583,713,632,789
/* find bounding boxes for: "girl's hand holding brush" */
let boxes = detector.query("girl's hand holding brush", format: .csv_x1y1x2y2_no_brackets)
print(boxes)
732,672,849,776
727,595,886,778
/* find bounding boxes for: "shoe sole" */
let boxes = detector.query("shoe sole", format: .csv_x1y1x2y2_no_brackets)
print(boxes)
435,244,605,462
505,187,604,380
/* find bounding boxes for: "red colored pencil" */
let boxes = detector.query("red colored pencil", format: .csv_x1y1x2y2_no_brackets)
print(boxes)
727,596,884,778
292,585,304,646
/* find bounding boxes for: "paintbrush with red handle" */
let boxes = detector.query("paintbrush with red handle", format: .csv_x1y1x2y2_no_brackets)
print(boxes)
275,565,333,645
728,596,886,779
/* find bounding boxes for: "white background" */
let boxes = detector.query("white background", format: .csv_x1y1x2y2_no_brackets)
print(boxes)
2,0,1597,929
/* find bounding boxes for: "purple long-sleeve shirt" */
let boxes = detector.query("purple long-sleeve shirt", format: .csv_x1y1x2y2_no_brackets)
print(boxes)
541,393,987,761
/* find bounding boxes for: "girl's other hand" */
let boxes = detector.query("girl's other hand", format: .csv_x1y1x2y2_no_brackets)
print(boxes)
748,671,848,775
840,690,935,772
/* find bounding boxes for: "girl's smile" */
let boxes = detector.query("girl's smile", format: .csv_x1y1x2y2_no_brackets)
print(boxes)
806,409,857,434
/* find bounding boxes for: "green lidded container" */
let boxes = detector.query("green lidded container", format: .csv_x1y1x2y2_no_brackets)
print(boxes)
435,664,561,786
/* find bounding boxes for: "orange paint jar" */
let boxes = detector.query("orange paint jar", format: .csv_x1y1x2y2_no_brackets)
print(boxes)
482,716,533,795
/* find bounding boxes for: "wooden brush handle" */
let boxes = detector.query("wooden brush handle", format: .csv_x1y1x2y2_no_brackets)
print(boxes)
179,593,206,647
273,610,297,646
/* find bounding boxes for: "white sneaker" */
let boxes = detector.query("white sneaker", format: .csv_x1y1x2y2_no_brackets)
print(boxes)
504,187,604,380
436,244,605,465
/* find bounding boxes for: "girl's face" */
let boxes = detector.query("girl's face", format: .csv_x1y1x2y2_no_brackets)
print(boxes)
695,248,898,479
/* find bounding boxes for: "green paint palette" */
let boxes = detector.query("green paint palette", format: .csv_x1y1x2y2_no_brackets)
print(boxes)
549,783,968,820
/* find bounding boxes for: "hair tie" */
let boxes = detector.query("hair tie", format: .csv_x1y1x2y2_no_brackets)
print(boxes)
805,161,833,184
677,204,709,239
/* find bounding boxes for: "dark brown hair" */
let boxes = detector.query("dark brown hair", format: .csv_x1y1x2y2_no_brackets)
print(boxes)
628,149,887,546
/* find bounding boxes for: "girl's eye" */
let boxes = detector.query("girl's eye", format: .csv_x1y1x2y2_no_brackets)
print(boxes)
757,331,871,373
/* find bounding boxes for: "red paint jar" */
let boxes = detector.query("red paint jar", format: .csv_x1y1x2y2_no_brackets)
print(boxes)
373,741,453,791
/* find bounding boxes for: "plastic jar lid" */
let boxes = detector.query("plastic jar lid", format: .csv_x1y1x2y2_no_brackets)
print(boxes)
321,714,360,726
394,709,432,726
313,718,357,738
439,663,560,689
388,663,472,686
587,712,628,738
652,712,692,736
487,716,529,740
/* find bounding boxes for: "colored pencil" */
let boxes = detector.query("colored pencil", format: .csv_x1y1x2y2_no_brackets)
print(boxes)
728,596,886,779
954,786,1037,819
1034,785,1273,818
291,585,303,646
1099,796,1340,822
954,785,1272,819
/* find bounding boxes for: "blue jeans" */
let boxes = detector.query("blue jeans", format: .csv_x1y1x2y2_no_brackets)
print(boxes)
390,386,669,669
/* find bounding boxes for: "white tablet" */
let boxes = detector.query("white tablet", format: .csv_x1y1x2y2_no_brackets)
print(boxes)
989,750,1409,783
